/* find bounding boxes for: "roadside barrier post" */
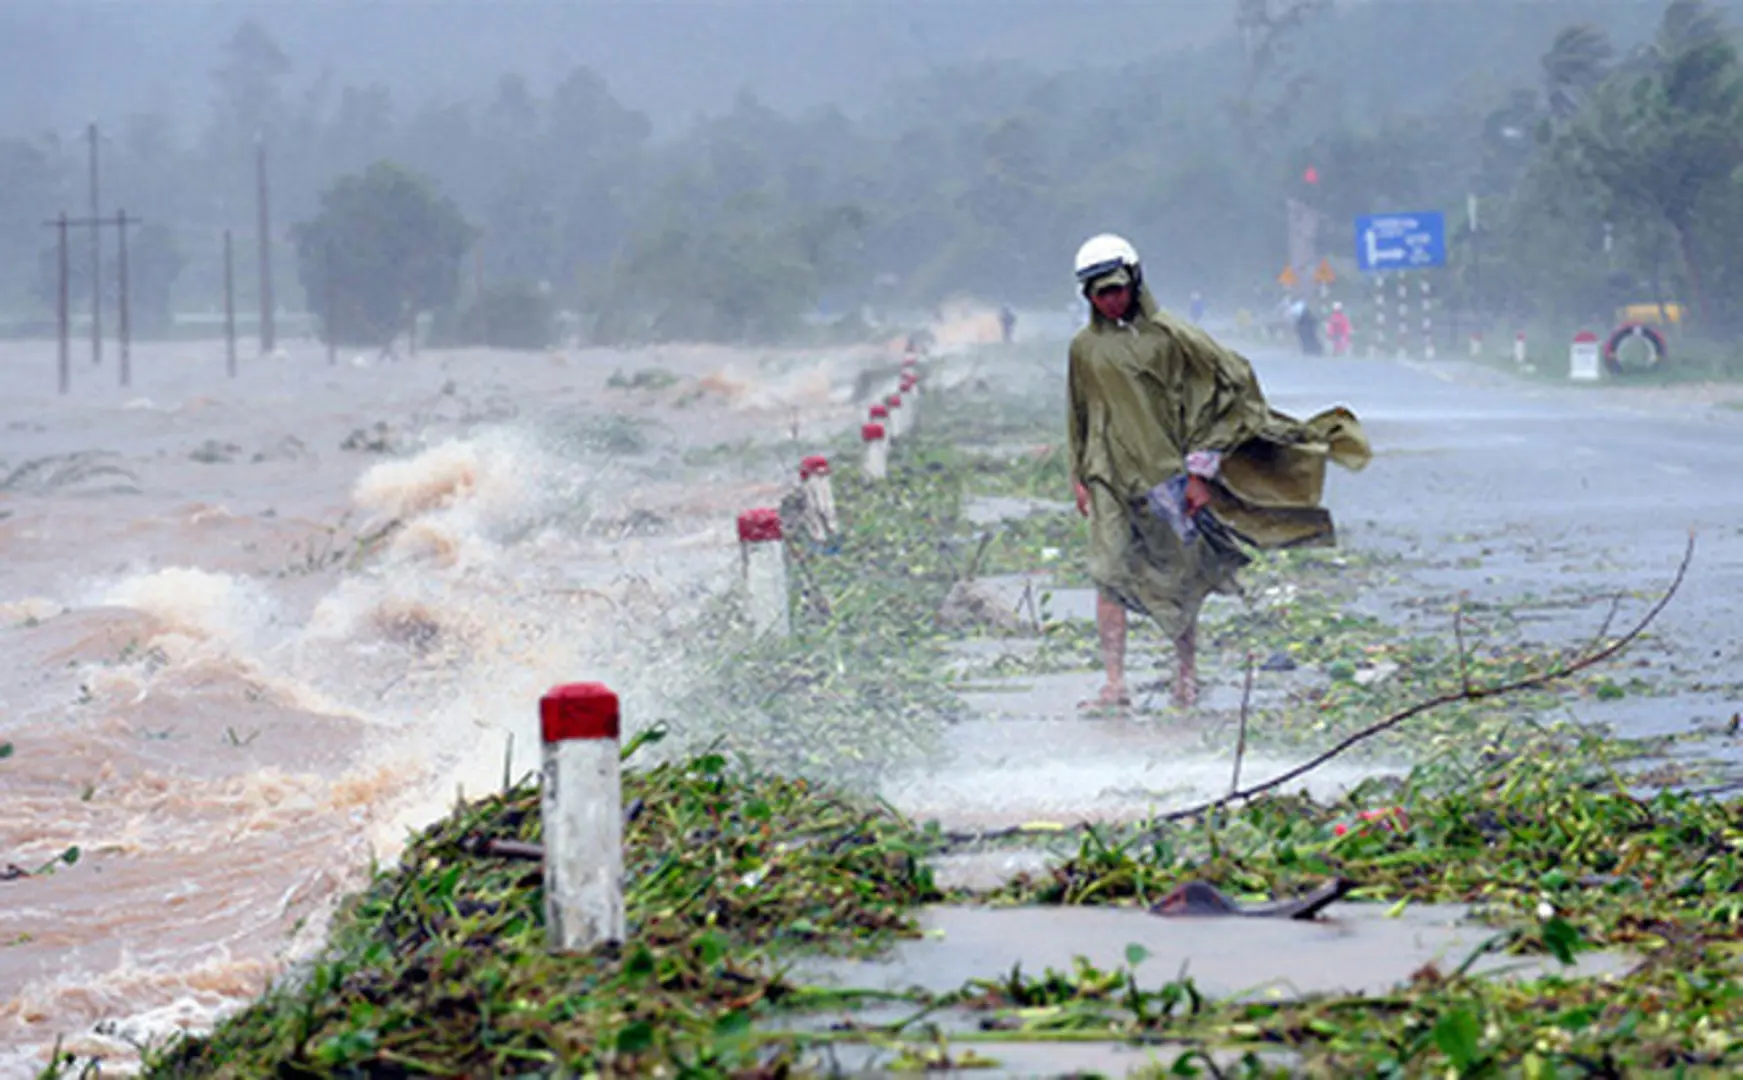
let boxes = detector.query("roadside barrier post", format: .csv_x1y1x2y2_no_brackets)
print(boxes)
1514,331,1527,366
540,682,625,953
737,508,790,638
798,455,838,542
885,393,906,440
1569,330,1601,382
862,422,888,481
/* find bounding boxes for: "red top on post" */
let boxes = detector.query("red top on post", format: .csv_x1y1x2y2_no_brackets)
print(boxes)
1573,330,1599,344
885,394,902,409
900,373,917,390
902,351,917,365
540,682,621,742
869,404,888,419
861,422,886,442
737,507,783,543
800,455,830,479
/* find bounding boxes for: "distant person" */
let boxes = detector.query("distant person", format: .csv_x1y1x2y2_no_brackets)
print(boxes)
998,305,1017,343
1189,291,1206,324
1290,297,1322,356
1066,233,1370,711
1326,302,1352,356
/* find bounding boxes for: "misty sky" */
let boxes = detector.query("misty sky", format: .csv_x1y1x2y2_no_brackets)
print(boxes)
0,0,1258,139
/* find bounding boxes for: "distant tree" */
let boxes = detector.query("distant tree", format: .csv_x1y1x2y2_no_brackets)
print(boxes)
292,162,475,348
1541,25,1615,121
1561,3,1743,329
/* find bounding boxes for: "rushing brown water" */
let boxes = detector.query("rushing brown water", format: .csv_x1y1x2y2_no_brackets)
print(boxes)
0,336,893,1072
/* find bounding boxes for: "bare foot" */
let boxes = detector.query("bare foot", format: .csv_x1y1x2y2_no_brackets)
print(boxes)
1078,682,1132,715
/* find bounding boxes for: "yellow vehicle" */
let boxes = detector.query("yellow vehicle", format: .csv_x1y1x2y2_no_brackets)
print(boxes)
1614,302,1683,326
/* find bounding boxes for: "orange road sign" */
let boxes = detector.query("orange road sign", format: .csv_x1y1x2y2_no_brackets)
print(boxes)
1314,258,1336,285
1278,265,1299,288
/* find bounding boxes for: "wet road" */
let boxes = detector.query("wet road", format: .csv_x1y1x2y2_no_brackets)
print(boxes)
885,347,1743,832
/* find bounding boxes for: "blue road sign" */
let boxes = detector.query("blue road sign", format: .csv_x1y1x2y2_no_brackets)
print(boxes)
1355,212,1446,272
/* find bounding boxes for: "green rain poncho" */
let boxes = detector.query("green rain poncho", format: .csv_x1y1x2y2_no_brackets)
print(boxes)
1067,281,1370,638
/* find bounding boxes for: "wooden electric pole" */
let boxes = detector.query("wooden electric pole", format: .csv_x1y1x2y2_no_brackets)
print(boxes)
115,209,133,388
224,228,238,378
87,121,102,367
256,136,275,355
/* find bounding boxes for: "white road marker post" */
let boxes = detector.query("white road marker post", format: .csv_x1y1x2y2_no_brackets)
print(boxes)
540,682,625,953
861,421,888,481
1514,330,1528,366
884,393,906,440
798,455,838,543
1569,329,1602,382
737,508,790,638
899,371,920,433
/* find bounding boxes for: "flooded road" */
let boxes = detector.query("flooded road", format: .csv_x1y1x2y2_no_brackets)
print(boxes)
4,327,1739,1074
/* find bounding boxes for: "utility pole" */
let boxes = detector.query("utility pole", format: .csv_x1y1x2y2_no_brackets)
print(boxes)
324,241,337,366
87,121,102,367
54,213,70,394
256,135,276,355
116,210,133,388
224,229,238,378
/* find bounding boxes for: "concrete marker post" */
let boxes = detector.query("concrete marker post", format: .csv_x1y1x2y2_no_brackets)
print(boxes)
861,422,888,481
1514,331,1527,366
899,372,920,433
885,393,906,440
1569,329,1602,382
737,508,790,638
798,455,838,542
1468,333,1482,359
539,682,625,953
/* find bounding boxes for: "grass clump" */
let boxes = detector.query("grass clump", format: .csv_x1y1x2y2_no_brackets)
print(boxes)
130,744,938,1077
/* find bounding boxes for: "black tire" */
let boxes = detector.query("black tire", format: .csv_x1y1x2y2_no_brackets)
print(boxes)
1603,323,1667,375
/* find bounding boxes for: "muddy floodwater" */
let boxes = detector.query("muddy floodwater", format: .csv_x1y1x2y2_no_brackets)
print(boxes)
0,335,896,1071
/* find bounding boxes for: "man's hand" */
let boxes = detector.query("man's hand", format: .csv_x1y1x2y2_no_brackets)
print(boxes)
1074,480,1090,517
1184,474,1213,515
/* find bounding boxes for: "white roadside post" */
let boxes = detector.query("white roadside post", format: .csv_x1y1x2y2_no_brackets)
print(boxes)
885,393,906,440
1514,331,1528,366
738,508,790,638
1569,329,1602,382
798,455,838,542
540,682,625,953
861,421,888,481
899,372,920,433
1469,332,1482,359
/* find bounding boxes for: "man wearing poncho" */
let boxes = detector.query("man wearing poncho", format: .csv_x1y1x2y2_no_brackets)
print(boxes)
1067,234,1370,711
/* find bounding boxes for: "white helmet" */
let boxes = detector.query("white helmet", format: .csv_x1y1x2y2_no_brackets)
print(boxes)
1073,233,1140,286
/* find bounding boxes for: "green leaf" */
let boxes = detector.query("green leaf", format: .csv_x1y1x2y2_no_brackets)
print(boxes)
713,1009,752,1037
1541,916,1583,965
624,944,656,979
744,798,772,821
1432,1007,1482,1070
696,930,726,967
1124,942,1151,968
614,1020,654,1055
0,742,13,760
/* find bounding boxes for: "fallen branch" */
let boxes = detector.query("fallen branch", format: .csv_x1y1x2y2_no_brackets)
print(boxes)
940,533,1695,848
1161,533,1693,825
1229,651,1255,797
